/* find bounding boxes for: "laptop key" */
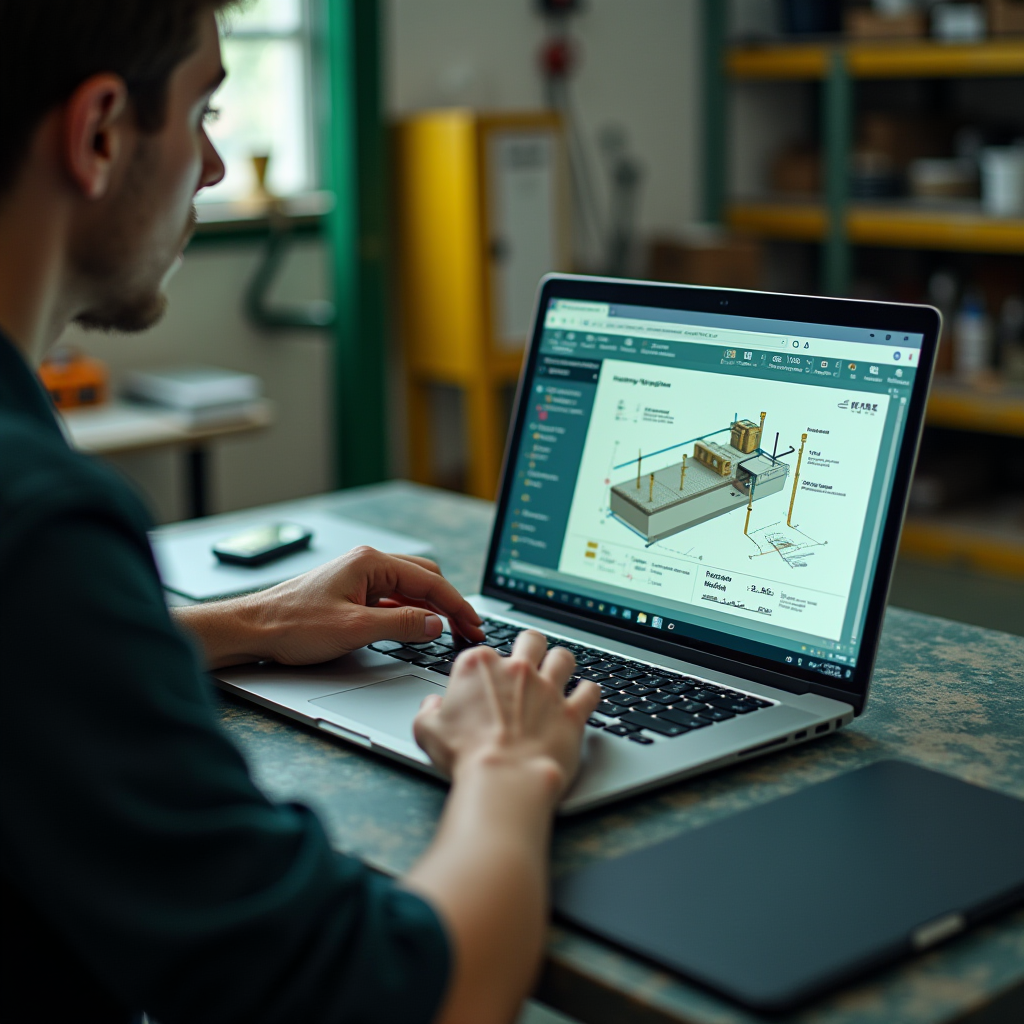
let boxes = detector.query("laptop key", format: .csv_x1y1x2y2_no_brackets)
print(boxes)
697,707,734,722
579,669,614,682
431,662,454,676
631,675,664,687
706,697,754,715
649,692,678,705
659,681,693,696
607,693,642,707
412,654,444,668
619,712,686,737
613,668,644,681
633,701,665,716
629,734,655,745
596,701,626,718
601,676,634,691
391,649,421,662
624,683,655,696
605,723,640,737
594,660,623,672
672,700,709,715
586,717,605,728
369,640,404,654
659,709,710,730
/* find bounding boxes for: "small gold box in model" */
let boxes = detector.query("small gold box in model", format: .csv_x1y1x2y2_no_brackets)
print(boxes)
730,418,762,454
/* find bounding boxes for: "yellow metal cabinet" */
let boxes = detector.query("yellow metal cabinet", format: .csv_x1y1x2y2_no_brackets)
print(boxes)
395,109,570,499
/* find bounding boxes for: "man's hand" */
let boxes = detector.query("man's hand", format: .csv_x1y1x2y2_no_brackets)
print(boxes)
173,546,484,670
404,633,600,1023
414,630,600,804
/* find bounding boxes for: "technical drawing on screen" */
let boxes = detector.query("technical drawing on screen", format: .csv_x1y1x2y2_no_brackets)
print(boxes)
609,412,806,546
558,359,892,642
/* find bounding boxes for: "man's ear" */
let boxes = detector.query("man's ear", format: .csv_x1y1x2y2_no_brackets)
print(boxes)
62,74,131,201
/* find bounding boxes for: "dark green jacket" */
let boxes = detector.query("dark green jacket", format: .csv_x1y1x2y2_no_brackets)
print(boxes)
0,333,449,1023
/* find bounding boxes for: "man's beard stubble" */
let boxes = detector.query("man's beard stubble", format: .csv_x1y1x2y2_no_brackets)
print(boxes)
72,140,196,335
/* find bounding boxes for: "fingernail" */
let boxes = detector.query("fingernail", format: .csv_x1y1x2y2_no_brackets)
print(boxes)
424,614,442,637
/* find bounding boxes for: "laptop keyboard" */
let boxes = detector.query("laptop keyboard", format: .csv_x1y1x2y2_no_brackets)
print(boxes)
368,617,774,745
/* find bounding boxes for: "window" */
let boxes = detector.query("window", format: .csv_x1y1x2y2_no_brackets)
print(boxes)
200,0,316,203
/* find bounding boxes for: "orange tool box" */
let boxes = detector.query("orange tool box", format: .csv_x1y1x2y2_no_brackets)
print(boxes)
38,349,109,410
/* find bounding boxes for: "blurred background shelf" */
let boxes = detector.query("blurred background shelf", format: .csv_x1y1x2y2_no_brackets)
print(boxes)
704,3,1024,600
728,39,1024,80
728,200,1024,253
926,376,1024,434
901,510,1024,577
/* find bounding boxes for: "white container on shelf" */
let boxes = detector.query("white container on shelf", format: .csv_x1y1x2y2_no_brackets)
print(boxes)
980,146,1024,217
953,291,993,376
930,3,988,40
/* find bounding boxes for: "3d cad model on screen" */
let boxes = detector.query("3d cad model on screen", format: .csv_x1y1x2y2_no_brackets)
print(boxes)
608,411,808,546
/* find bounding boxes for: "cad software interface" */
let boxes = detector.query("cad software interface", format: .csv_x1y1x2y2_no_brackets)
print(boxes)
490,298,924,685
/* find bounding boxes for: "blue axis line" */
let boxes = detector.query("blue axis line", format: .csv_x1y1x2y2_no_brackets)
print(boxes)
613,427,731,471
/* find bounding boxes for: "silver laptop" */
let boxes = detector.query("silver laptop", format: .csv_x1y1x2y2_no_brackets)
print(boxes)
215,274,940,814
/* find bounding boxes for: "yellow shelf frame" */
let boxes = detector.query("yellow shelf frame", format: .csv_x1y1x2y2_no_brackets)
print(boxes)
901,519,1024,577
727,201,1024,253
728,39,1024,80
926,379,1024,436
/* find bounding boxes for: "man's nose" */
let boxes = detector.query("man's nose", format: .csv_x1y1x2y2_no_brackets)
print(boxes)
200,131,226,190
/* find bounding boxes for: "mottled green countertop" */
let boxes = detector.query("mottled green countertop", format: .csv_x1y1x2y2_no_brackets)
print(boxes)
208,481,1024,1024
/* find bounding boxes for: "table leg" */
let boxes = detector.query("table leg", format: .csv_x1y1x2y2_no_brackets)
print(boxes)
187,444,209,519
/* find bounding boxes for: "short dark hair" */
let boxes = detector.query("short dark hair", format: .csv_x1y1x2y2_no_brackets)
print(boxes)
0,0,234,196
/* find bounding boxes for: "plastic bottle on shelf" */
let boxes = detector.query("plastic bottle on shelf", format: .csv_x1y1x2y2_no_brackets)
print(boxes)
952,289,993,378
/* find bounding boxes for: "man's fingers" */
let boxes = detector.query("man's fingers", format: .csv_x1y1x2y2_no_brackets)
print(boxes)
354,604,444,646
567,679,602,721
412,695,449,770
540,645,576,686
510,629,548,669
361,551,484,641
391,553,442,575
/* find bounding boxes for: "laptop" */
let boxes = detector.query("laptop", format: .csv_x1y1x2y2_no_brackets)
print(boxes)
215,274,940,814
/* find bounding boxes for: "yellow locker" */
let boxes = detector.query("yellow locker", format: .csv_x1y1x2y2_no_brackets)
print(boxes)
396,110,570,499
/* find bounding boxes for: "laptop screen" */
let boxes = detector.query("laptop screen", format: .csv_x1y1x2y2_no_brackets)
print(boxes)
487,293,927,691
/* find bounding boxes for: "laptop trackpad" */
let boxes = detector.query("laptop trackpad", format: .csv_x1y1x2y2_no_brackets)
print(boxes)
309,675,446,744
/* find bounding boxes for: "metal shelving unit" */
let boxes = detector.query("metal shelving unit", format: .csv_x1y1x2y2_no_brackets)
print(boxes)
700,8,1024,575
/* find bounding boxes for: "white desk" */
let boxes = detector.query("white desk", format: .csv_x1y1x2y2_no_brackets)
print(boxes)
61,399,274,517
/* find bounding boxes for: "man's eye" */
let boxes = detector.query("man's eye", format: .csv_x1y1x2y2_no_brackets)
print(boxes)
202,105,221,125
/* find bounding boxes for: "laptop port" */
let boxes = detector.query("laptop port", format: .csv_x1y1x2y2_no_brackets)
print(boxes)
815,723,829,735
793,730,807,740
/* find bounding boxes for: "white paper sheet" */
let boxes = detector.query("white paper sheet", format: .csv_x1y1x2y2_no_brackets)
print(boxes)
151,510,433,602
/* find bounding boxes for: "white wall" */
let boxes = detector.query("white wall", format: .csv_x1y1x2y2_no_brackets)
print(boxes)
387,0,704,255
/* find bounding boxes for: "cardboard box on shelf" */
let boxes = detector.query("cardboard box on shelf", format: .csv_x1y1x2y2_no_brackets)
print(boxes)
845,9,928,37
987,0,1024,34
647,232,762,291
771,145,822,195
859,112,950,170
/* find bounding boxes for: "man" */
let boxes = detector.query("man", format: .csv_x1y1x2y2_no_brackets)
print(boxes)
0,3,600,1022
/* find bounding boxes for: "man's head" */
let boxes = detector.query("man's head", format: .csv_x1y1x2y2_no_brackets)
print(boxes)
0,1,234,336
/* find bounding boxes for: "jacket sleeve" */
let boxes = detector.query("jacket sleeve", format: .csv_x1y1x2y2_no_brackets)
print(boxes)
0,505,450,1024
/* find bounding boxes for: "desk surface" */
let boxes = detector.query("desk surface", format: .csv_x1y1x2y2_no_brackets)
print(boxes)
61,398,273,455
214,481,1024,1024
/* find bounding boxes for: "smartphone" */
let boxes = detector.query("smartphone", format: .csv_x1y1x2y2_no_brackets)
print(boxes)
212,523,313,567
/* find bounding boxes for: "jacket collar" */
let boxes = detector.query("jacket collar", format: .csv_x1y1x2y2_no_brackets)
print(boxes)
0,330,65,438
